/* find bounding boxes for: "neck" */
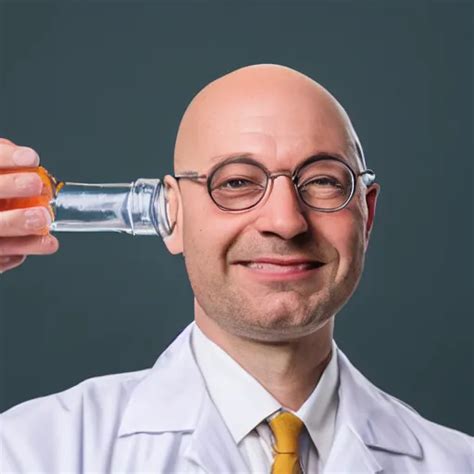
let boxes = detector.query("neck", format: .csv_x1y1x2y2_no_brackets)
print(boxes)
194,304,334,412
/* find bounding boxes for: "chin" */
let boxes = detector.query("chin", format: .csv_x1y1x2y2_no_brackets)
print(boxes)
218,304,333,343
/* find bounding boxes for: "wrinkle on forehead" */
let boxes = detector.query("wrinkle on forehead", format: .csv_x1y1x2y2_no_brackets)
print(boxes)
174,64,365,173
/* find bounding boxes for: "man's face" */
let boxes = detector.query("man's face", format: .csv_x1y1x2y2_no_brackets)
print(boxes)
171,74,379,342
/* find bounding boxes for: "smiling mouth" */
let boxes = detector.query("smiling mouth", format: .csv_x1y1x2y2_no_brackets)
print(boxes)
239,261,325,273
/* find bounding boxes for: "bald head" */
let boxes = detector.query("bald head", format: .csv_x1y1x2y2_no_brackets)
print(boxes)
173,64,366,174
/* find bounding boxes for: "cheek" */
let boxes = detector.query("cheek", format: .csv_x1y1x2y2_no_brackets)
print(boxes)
317,207,366,269
181,190,241,273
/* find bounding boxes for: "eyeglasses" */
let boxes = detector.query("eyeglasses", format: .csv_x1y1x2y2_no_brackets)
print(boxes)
174,155,376,212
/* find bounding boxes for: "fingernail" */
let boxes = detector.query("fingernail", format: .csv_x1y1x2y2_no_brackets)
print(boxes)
13,147,40,166
25,208,51,230
41,234,56,247
15,174,41,192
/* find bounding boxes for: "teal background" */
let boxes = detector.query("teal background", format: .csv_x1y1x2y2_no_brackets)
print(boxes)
0,1,472,435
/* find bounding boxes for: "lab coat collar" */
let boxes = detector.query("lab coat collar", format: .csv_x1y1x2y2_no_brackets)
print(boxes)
182,385,249,472
118,322,248,471
331,344,423,461
118,322,423,472
323,345,423,473
118,322,204,435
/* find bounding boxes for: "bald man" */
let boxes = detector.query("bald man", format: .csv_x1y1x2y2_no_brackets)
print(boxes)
1,64,472,473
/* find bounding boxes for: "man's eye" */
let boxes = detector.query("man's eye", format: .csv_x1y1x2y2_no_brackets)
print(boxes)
302,176,342,188
219,178,255,189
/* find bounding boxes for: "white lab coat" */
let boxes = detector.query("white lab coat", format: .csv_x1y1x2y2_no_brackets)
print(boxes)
1,321,472,473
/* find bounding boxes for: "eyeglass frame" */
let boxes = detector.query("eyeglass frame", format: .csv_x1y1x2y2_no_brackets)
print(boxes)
173,154,376,213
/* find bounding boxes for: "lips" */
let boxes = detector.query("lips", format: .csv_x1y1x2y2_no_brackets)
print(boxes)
243,261,321,273
236,258,325,271
235,258,325,281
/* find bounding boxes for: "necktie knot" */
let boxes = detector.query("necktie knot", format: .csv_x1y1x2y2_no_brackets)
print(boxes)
269,411,304,454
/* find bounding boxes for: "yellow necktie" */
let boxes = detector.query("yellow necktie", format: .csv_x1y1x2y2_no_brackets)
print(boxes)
268,411,304,474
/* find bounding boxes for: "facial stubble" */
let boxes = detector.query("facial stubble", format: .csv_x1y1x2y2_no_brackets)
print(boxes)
185,254,359,343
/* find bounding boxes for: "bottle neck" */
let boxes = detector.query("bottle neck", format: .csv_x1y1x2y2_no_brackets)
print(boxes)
49,178,172,238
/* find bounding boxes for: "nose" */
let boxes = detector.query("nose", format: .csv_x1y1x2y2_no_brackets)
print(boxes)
252,175,309,240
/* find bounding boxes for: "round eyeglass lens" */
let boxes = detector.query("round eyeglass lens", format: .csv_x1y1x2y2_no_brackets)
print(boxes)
297,159,354,209
210,162,267,210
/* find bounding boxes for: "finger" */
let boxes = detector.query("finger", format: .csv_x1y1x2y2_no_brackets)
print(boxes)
0,144,40,168
0,255,27,274
0,172,44,199
0,234,59,257
0,138,17,146
0,207,52,237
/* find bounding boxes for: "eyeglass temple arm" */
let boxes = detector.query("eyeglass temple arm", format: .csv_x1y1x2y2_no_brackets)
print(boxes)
174,172,207,180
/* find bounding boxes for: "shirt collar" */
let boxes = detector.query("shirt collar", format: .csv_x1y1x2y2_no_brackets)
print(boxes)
191,322,339,458
191,323,281,443
295,336,339,464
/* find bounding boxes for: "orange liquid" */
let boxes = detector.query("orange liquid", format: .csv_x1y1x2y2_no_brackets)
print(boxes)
0,166,64,235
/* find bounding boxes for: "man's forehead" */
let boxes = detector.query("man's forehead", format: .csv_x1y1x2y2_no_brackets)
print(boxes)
199,113,345,135
207,121,277,163
200,115,356,168
236,115,276,133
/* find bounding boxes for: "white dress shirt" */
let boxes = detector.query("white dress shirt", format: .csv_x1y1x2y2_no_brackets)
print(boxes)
190,323,340,473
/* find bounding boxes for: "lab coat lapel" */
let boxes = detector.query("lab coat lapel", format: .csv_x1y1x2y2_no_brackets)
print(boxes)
118,323,204,436
323,345,423,473
118,322,248,473
324,423,383,473
184,391,249,473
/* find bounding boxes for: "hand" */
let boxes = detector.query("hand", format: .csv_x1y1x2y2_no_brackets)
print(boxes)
0,138,59,274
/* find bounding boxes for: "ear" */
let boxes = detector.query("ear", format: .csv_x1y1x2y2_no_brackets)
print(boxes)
162,174,184,255
364,183,381,252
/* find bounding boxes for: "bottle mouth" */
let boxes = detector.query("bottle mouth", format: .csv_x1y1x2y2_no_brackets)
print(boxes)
153,182,175,239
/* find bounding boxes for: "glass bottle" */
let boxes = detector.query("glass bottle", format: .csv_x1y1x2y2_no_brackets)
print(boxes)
0,167,174,239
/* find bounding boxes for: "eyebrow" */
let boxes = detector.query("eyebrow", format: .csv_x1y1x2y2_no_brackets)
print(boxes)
209,152,256,164
208,151,349,169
